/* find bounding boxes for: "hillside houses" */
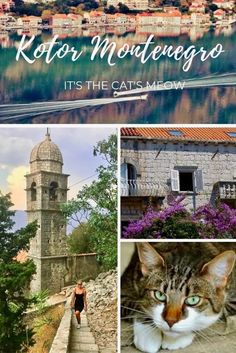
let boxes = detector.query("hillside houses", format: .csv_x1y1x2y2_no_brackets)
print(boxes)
0,3,234,30
189,1,206,13
84,11,106,25
49,14,83,27
137,11,182,26
107,0,149,11
17,16,42,28
0,12,16,27
212,0,235,9
214,8,226,20
0,0,13,12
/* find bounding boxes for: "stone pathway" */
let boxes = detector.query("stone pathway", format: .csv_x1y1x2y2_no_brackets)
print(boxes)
69,311,99,353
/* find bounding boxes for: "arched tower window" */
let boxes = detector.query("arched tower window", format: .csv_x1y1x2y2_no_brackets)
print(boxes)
31,182,37,201
121,163,137,196
49,181,58,201
127,163,137,181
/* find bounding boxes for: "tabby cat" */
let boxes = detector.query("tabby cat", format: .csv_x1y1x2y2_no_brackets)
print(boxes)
121,242,236,352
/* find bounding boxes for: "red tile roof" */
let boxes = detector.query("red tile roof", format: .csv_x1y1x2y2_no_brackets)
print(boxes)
214,9,225,14
138,12,181,17
15,250,28,263
121,127,236,143
53,14,68,19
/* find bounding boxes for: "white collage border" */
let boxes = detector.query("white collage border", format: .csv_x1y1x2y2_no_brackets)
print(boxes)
1,122,236,353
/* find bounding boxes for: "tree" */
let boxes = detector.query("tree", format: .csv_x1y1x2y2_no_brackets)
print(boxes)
67,223,93,254
41,9,52,20
118,2,130,14
173,0,180,7
0,193,38,353
105,5,117,14
62,134,117,270
209,4,218,12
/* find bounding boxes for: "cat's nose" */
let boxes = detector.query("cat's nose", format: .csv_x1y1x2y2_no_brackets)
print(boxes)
165,317,178,328
163,306,182,328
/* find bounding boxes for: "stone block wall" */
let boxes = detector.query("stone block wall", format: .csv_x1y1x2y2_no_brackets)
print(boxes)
29,254,100,294
27,210,67,257
26,171,69,211
49,298,71,353
30,160,63,174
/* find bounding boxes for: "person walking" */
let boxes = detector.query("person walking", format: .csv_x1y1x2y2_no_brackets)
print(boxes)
71,280,87,328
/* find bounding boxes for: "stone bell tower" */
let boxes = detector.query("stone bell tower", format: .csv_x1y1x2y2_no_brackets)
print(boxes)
26,130,69,293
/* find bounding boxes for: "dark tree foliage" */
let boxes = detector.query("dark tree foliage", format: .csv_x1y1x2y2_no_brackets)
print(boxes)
14,0,98,16
105,5,117,14
0,193,38,353
62,134,117,270
118,2,130,13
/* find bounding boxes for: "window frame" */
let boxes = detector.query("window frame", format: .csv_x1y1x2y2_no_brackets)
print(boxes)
171,167,203,193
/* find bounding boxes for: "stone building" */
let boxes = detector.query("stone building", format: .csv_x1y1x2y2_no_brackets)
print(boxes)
26,131,99,293
107,0,149,11
121,127,236,228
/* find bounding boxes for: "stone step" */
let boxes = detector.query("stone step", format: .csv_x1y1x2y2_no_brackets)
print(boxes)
70,350,98,353
71,333,95,343
71,317,88,324
70,343,99,351
74,332,94,339
71,336,95,344
100,349,116,353
69,312,98,353
73,323,88,327
71,326,91,333
71,321,88,328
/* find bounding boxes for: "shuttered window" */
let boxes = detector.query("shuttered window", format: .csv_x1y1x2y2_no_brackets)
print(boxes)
171,170,180,191
171,169,203,192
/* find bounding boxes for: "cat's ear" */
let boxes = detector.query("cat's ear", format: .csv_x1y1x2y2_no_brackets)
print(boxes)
201,251,236,289
136,243,165,276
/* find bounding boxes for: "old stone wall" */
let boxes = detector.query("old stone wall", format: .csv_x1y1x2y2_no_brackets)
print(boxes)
26,171,68,211
86,270,117,352
49,298,71,353
121,138,236,210
30,253,100,293
30,160,63,174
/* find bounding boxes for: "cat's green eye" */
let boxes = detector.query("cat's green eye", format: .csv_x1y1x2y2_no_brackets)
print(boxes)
154,290,166,302
185,295,201,306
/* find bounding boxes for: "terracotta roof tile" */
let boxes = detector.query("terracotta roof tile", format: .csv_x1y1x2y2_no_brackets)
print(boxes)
138,12,181,17
121,127,236,143
15,250,28,263
214,9,225,14
53,14,68,19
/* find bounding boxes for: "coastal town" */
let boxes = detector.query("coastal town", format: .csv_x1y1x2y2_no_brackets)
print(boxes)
0,0,236,33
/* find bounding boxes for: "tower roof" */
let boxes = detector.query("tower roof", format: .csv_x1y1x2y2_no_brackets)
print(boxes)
30,131,63,164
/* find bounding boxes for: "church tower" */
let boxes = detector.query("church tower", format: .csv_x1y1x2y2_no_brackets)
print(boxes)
26,130,69,293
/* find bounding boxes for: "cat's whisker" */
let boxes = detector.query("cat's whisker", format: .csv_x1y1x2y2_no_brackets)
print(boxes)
122,332,135,345
121,316,136,320
194,334,212,353
195,331,218,353
216,317,226,324
121,325,135,333
121,305,148,316
194,329,215,345
121,313,153,321
130,321,159,343
204,326,226,335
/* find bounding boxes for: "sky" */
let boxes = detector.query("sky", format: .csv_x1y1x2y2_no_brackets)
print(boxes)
0,126,116,211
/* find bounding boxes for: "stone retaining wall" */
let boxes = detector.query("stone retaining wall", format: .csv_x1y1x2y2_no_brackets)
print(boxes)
49,298,72,353
31,253,100,294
